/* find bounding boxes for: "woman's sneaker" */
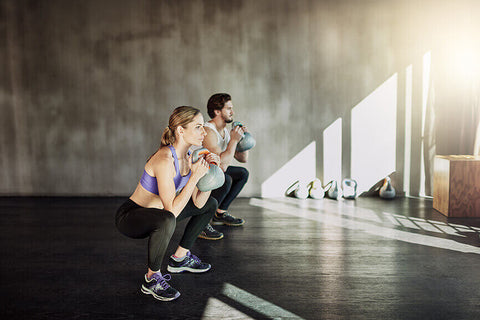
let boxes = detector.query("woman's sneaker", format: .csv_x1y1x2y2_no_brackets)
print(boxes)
198,223,224,240
167,251,211,273
141,273,180,301
212,212,245,226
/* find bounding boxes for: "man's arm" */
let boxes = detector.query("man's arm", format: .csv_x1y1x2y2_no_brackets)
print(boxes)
203,127,242,171
233,124,250,163
234,150,248,163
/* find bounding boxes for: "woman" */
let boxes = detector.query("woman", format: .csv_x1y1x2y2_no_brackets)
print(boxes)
115,106,220,302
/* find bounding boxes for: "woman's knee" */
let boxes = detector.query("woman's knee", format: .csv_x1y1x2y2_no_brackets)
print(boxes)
153,211,176,234
200,197,218,217
206,197,218,211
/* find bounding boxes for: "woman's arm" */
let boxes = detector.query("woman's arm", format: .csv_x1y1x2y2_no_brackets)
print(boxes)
191,188,212,208
154,154,209,217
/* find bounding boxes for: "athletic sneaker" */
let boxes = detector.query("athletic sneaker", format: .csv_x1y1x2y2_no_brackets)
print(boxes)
198,223,224,240
167,251,211,273
140,273,180,301
212,212,245,226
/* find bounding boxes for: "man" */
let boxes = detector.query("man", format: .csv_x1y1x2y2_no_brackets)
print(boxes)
198,93,250,240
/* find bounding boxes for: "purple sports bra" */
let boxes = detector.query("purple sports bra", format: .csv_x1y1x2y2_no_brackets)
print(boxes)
140,145,191,194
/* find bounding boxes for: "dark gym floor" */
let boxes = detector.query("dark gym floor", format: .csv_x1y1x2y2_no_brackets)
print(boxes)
1,195,480,319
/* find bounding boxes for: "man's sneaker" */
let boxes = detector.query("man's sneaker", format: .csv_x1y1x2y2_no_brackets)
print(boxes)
212,212,245,226
140,273,180,301
198,223,224,240
167,251,211,273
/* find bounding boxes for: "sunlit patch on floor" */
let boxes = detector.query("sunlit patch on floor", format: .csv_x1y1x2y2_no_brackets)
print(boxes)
250,197,480,254
202,283,304,320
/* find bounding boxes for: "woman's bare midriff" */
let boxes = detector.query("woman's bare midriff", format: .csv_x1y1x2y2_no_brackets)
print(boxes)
129,183,165,209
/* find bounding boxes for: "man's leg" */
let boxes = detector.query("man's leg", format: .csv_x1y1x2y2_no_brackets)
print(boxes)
210,174,233,209
197,179,232,240
217,166,249,211
212,166,249,226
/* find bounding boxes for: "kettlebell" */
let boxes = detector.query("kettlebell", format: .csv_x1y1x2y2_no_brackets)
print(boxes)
379,177,396,199
232,121,256,152
308,178,325,199
342,178,357,199
324,180,340,199
285,180,308,199
192,148,225,192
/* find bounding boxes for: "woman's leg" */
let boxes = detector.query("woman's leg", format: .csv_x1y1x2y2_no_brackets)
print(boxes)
176,197,217,249
166,197,217,274
116,200,176,272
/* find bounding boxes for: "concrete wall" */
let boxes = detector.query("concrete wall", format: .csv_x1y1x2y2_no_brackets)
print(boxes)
1,0,479,196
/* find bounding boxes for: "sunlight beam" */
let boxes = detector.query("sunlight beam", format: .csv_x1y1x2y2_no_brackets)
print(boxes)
202,297,255,320
323,118,342,185
261,142,316,198
250,198,480,254
221,283,305,320
351,74,398,194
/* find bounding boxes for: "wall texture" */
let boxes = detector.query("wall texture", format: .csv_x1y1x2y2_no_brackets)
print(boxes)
1,0,479,196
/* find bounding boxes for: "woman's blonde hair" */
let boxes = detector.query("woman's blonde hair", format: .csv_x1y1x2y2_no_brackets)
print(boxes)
147,106,201,162
160,106,201,146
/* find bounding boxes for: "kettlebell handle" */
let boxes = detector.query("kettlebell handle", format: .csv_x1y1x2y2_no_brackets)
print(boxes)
232,121,246,139
192,148,218,166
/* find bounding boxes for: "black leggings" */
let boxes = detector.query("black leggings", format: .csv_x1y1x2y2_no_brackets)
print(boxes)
211,166,249,211
115,197,217,271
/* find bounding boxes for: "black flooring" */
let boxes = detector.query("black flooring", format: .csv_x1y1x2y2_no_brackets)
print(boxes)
1,196,480,319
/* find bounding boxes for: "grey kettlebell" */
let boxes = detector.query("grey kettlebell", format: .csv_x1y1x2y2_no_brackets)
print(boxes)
192,148,225,192
324,180,340,199
285,180,308,199
379,177,396,199
342,178,357,199
232,121,256,152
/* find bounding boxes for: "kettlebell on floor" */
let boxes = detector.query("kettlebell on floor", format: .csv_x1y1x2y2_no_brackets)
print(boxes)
232,121,256,152
285,180,309,199
342,178,357,199
324,180,340,199
308,178,325,199
379,177,396,199
192,148,225,192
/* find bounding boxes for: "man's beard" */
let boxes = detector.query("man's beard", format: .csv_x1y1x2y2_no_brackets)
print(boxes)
223,115,233,124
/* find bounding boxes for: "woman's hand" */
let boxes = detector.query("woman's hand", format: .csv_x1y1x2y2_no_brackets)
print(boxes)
205,152,221,166
190,155,209,180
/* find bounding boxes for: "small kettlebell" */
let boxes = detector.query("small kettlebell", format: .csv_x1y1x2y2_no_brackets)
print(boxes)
285,180,308,199
192,148,225,192
232,121,256,152
379,177,396,199
342,178,357,199
324,180,341,200
308,178,325,199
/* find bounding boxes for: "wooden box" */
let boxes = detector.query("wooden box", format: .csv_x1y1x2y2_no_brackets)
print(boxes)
433,155,480,217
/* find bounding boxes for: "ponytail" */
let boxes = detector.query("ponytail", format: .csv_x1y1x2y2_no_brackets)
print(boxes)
161,126,176,146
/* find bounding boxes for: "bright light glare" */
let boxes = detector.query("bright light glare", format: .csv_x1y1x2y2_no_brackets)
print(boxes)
351,74,398,194
451,48,479,79
221,283,304,319
261,142,316,198
249,198,480,254
323,118,342,185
